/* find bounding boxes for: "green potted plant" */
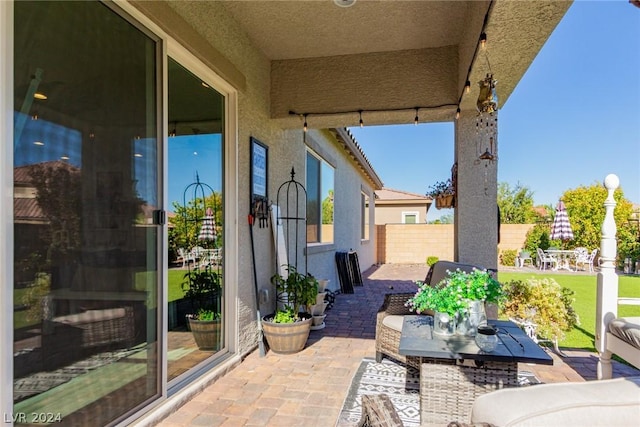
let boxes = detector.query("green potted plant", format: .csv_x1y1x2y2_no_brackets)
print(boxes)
262,264,319,354
426,179,455,209
406,268,504,336
182,268,222,351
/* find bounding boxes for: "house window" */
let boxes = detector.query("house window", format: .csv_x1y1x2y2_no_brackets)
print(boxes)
403,211,419,224
361,191,370,240
306,150,334,243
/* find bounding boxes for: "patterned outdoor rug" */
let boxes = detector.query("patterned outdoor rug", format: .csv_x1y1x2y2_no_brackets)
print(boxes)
337,358,420,427
336,358,541,427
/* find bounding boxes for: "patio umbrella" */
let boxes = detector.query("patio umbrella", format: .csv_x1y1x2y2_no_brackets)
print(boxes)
550,200,574,241
198,207,217,242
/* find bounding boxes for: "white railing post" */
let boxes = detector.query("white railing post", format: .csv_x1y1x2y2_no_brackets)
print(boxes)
596,174,619,379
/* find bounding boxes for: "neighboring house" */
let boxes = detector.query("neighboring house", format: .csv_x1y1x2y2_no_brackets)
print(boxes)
374,188,432,224
0,1,570,425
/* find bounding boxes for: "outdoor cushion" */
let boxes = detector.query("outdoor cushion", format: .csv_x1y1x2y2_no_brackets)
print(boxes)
382,315,405,333
608,317,640,350
470,376,640,427
53,308,128,325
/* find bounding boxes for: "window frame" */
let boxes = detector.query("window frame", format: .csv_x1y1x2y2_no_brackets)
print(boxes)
305,148,334,245
402,211,419,224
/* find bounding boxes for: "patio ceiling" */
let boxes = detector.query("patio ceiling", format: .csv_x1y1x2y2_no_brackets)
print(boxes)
166,0,572,129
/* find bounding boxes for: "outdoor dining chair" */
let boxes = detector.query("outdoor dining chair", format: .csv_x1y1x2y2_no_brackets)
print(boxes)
517,250,533,268
576,248,598,272
536,248,558,271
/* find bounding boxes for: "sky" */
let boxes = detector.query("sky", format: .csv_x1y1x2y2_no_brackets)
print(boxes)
349,0,640,221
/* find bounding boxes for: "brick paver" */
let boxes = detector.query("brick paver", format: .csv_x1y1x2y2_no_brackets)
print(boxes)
156,263,639,426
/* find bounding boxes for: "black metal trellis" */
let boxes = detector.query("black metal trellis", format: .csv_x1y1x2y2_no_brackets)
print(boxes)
275,167,307,274
181,172,222,312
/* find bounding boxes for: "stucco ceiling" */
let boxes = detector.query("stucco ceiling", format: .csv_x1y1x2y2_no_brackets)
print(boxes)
166,0,572,128
220,1,472,60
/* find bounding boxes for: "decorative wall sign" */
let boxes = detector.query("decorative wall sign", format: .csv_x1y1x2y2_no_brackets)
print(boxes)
250,137,269,224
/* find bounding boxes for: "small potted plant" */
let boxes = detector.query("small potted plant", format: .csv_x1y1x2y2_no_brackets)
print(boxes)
406,268,504,336
262,264,319,353
182,268,222,351
426,179,455,209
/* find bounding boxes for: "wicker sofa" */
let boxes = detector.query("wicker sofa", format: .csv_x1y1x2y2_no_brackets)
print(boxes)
375,261,484,367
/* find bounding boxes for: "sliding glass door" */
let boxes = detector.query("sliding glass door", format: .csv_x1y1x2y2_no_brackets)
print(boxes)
166,58,226,382
13,1,161,424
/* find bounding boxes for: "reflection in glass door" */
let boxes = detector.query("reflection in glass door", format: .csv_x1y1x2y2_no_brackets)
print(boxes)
167,58,225,381
13,1,160,425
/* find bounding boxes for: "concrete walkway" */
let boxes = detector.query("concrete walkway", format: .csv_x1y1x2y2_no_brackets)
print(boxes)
157,264,639,426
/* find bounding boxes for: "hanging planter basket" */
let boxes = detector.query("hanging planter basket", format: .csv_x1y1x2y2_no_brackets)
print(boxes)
435,194,455,209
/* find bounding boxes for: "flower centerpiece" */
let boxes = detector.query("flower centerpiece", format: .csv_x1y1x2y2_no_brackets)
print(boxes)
406,268,504,336
426,179,455,209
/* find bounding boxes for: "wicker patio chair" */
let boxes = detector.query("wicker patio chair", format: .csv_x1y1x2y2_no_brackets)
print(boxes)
375,293,428,368
375,261,486,368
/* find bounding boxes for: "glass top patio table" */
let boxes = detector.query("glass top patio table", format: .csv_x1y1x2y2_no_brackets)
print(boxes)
398,315,552,425
398,315,553,365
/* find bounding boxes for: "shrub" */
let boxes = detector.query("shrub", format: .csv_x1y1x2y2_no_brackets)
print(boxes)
501,278,578,341
426,256,439,267
500,249,518,267
523,223,551,254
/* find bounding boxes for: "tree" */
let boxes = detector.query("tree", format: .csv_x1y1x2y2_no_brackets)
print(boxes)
497,182,536,224
168,193,223,261
562,183,636,264
322,190,334,224
429,214,453,224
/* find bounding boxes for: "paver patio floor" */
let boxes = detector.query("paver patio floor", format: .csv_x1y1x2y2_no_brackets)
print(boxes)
157,263,640,426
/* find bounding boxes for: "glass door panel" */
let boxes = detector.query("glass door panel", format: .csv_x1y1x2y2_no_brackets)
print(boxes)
167,58,225,382
13,2,160,424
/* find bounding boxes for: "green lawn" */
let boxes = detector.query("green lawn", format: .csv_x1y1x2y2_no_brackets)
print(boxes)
168,269,188,302
497,271,640,351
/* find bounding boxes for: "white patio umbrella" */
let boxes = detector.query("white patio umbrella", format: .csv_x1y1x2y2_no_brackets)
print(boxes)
550,200,574,241
198,207,217,242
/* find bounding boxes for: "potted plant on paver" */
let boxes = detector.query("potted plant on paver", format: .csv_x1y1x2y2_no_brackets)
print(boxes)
427,179,455,209
182,268,223,351
262,264,318,353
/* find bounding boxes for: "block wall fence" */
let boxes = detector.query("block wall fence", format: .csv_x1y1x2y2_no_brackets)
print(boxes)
375,224,535,265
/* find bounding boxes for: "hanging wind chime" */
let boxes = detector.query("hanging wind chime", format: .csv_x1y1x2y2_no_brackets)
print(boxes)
474,31,499,196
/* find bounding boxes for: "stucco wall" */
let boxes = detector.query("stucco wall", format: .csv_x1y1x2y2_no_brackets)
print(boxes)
374,204,429,225
145,1,376,356
377,223,534,265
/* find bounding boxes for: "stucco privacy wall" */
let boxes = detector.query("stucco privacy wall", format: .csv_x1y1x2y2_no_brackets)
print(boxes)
132,1,376,356
376,224,534,265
